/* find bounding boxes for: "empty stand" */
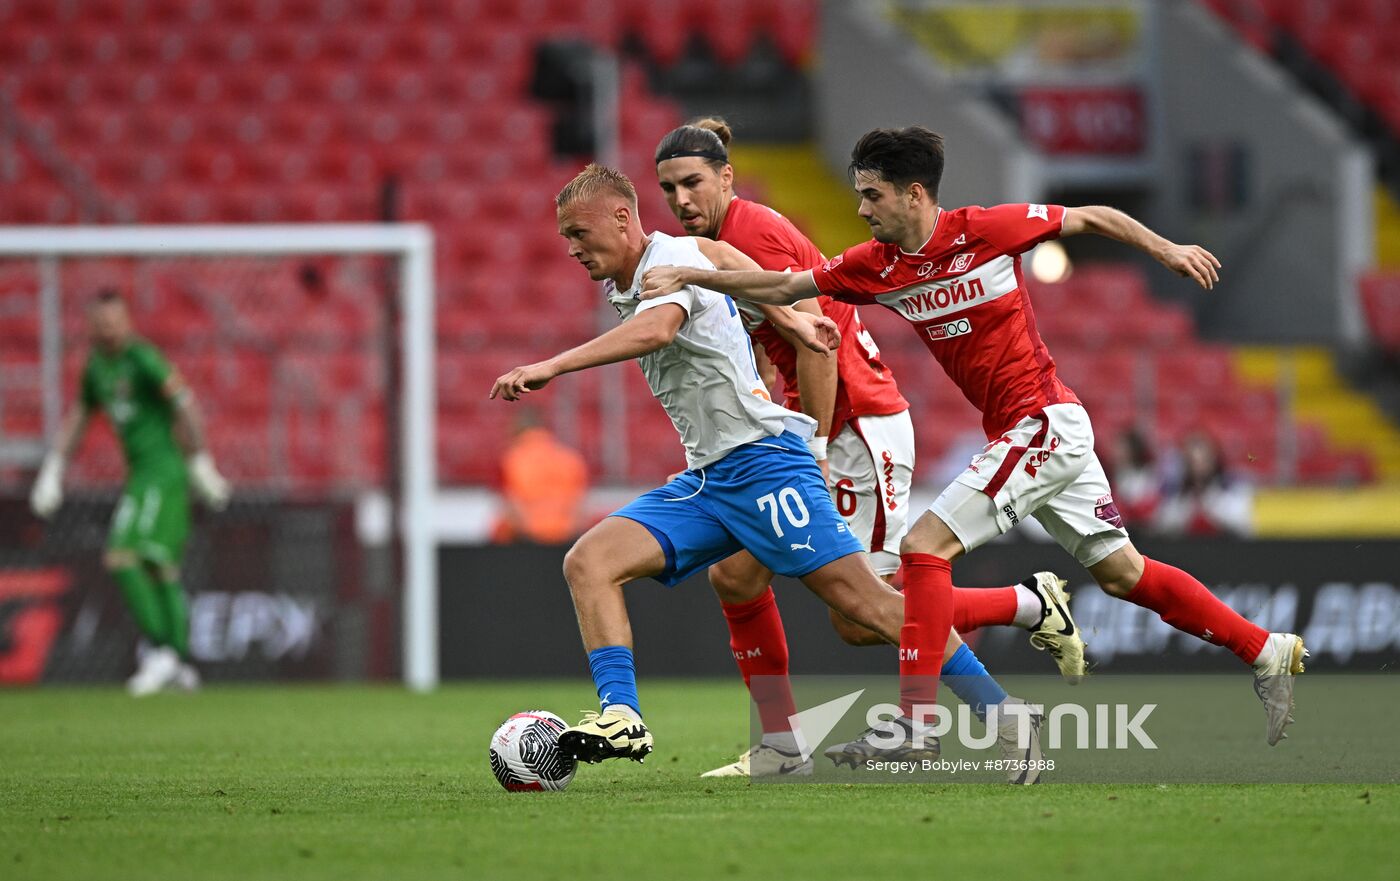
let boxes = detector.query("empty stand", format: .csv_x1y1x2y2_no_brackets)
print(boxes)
0,1,1373,488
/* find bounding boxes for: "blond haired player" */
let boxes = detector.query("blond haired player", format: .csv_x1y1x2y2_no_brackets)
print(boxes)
492,164,984,769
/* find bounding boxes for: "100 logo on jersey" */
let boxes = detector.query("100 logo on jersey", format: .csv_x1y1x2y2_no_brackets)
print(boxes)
927,318,973,341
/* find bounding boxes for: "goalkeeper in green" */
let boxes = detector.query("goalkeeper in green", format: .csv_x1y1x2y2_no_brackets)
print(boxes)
30,290,231,695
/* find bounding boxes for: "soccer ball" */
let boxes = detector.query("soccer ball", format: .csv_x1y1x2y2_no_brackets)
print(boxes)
488,710,577,792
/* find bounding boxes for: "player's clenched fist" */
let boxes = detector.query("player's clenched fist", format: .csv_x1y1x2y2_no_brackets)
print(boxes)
490,362,557,401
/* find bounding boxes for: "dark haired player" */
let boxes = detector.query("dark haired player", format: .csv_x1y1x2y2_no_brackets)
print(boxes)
30,290,230,695
655,118,1076,781
642,126,1306,748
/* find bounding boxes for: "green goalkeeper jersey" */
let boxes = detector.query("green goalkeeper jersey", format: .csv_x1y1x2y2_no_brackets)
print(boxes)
81,340,185,478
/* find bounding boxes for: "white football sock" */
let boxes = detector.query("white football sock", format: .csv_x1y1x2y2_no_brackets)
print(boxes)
1251,633,1281,668
1013,584,1042,629
607,703,642,721
760,731,799,753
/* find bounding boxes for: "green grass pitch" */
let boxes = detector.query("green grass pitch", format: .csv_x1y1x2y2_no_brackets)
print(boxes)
2,681,1396,880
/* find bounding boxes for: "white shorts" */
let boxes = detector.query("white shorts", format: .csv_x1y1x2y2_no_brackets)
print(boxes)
827,410,914,575
929,403,1130,568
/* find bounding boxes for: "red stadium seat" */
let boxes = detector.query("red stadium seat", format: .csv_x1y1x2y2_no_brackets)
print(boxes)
1065,263,1152,311
12,62,70,107
751,0,821,66
16,3,1341,490
1153,347,1239,399
1360,272,1400,354
5,184,74,224
0,24,43,66
1052,350,1142,394
0,310,40,347
255,25,321,65
1269,0,1352,31
1221,0,1400,136
622,0,691,67
0,398,44,438
6,3,59,25
1358,0,1400,23
1293,424,1378,484
1307,24,1383,71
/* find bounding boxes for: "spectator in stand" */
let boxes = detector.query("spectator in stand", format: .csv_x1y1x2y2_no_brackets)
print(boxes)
1107,428,1163,528
491,411,590,545
1155,430,1252,537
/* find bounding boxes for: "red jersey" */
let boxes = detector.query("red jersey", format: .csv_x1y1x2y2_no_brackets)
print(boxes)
812,203,1080,440
716,196,908,439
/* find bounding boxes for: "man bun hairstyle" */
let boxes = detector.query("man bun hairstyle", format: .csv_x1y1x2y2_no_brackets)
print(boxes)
653,116,732,171
690,116,732,147
848,126,945,200
556,163,638,210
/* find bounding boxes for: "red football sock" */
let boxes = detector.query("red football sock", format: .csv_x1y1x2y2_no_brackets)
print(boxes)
721,586,798,735
952,587,1018,632
900,554,953,718
1126,557,1268,665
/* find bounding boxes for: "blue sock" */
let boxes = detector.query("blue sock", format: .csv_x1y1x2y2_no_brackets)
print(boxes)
940,643,1008,721
587,645,641,717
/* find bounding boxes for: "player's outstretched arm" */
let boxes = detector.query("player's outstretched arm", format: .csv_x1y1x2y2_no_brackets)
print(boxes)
166,374,230,510
490,304,687,402
641,264,819,306
1062,206,1221,290
30,406,90,519
756,303,840,355
689,238,838,354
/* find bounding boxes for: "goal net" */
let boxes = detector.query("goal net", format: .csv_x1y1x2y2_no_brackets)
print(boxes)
0,225,437,689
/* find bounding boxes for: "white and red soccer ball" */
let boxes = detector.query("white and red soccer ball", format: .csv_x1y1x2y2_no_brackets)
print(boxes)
489,710,577,792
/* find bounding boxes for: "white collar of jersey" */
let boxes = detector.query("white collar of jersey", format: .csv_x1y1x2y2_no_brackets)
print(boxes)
899,207,942,257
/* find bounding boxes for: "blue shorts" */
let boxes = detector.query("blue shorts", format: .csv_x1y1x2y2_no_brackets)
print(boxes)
612,431,865,587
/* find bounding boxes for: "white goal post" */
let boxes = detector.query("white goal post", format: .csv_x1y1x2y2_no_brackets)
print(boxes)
0,224,439,691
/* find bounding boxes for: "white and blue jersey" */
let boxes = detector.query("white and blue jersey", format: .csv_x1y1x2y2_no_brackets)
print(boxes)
606,232,806,469
609,232,863,585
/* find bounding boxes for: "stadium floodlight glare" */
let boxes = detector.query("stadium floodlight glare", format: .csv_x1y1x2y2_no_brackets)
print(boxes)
0,224,440,691
1030,240,1072,285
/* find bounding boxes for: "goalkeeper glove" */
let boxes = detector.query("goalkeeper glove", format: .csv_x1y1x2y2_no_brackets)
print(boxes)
29,453,64,519
188,451,231,510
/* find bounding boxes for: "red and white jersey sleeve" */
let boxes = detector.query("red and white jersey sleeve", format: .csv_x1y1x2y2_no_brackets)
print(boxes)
813,241,891,300
965,203,1067,256
812,206,1079,440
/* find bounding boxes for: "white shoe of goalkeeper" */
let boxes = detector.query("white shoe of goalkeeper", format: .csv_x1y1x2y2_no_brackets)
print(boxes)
126,647,181,697
173,663,202,693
